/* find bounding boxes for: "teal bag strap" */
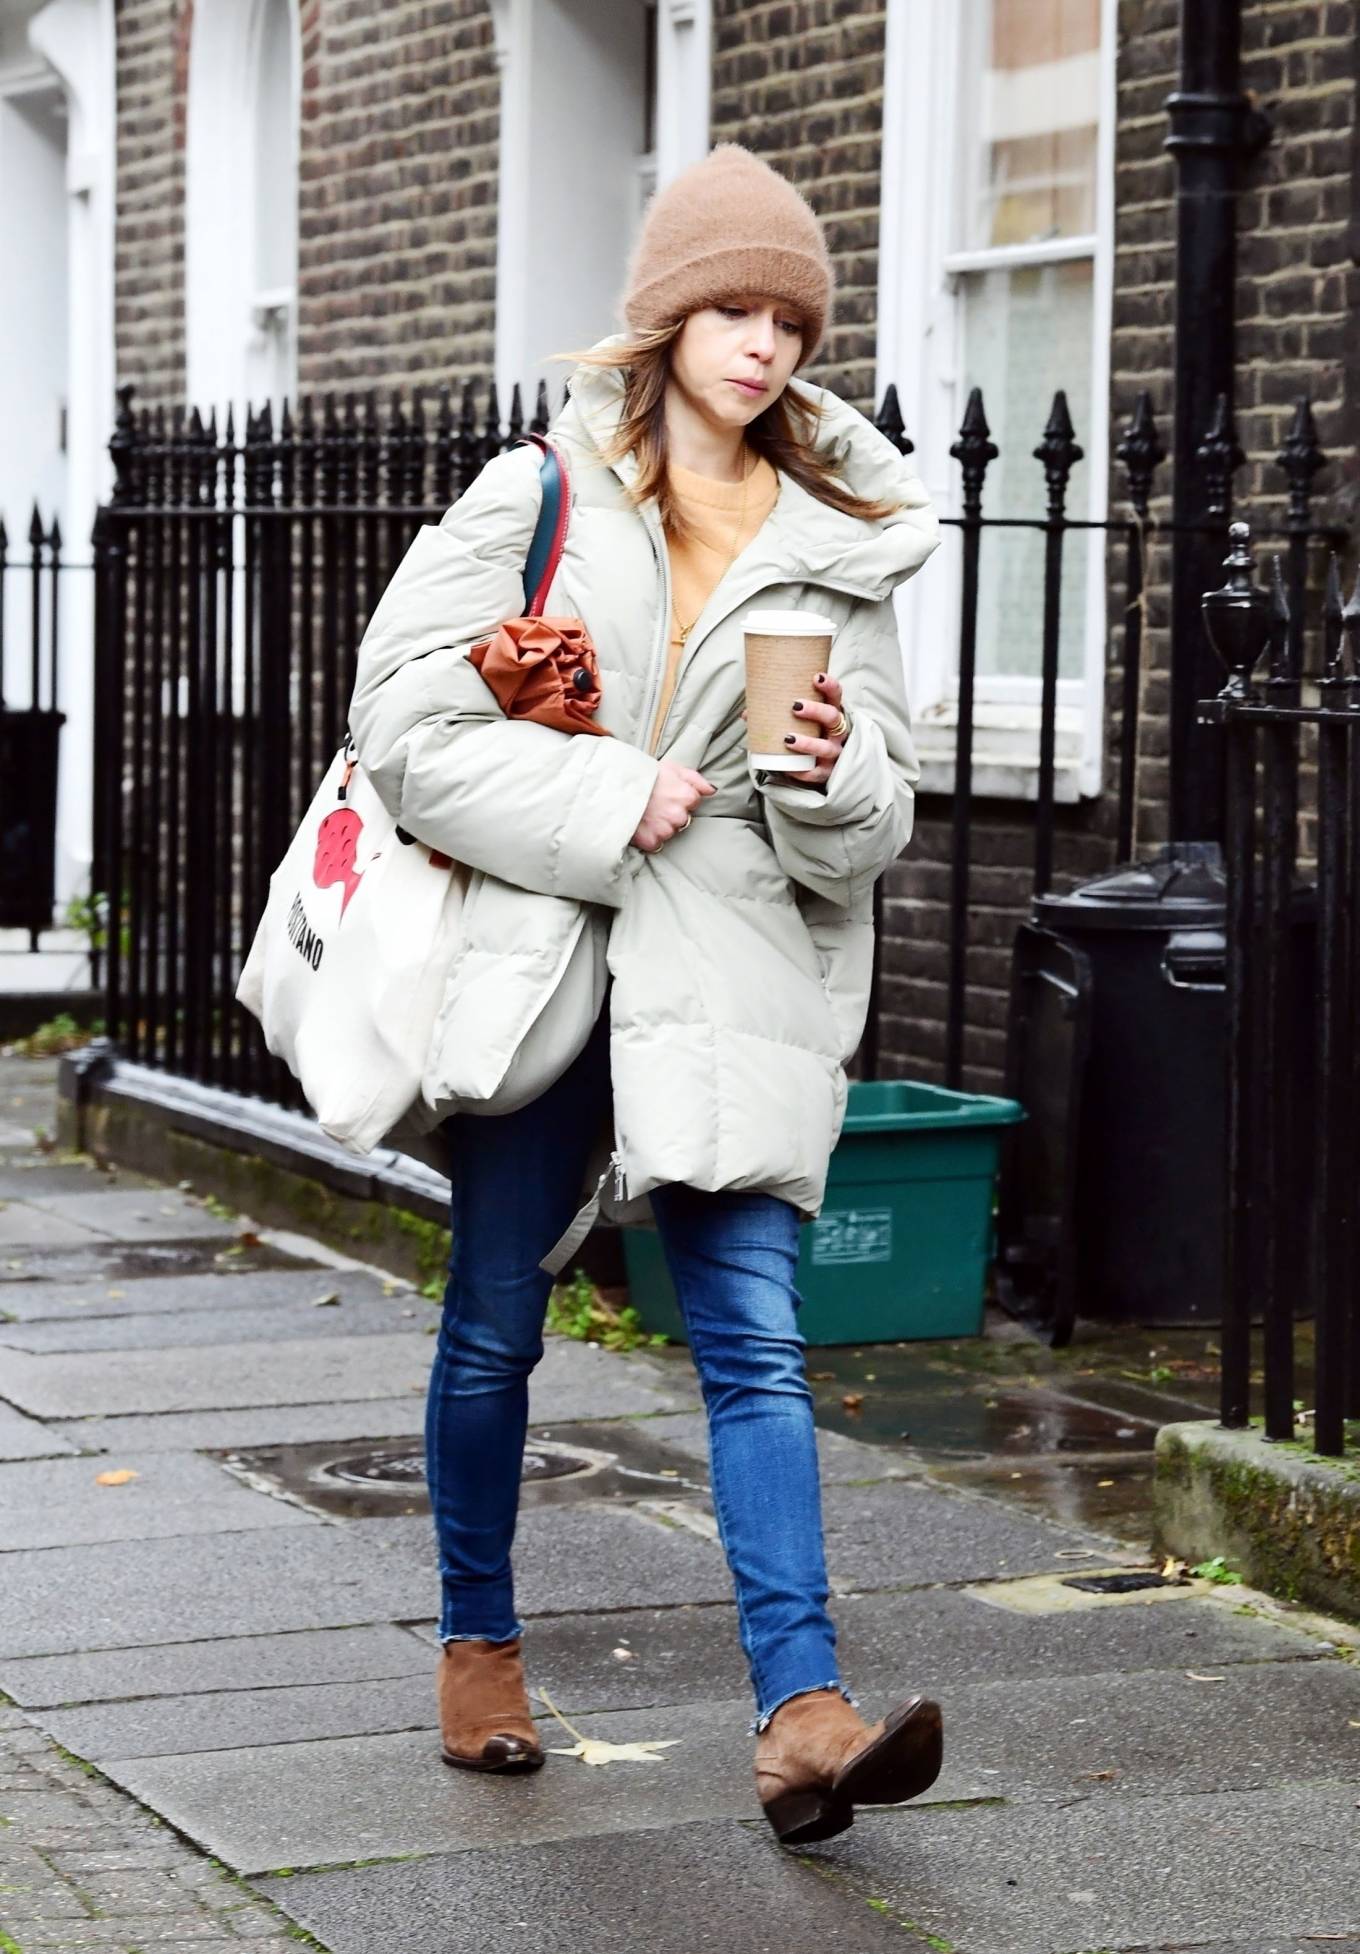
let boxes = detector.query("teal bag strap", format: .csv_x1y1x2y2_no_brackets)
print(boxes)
514,433,570,617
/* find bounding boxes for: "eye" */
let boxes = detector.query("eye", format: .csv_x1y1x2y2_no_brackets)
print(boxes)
717,304,746,319
779,318,802,336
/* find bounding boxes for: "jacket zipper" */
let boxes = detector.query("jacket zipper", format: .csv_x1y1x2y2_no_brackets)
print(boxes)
644,559,881,761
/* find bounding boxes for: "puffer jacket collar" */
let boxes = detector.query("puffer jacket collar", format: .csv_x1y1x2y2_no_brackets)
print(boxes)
558,335,931,608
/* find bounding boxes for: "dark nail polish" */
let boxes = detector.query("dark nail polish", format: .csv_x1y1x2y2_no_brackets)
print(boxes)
792,700,804,712
815,673,826,684
783,734,796,745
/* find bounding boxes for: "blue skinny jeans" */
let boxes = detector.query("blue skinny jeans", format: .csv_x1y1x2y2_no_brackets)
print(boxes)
428,993,856,1735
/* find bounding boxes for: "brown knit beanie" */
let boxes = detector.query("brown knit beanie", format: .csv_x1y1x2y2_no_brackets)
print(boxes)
619,142,834,369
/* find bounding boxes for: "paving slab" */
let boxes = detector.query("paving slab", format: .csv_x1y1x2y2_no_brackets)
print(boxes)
0,1504,730,1657
0,1203,107,1246
0,1623,433,1709
0,1451,318,1550
0,1396,77,1458
46,1396,431,1455
254,1816,914,1954
19,1188,239,1241
0,1266,372,1323
0,1328,693,1420
813,1780,1360,1954
0,1330,439,1416
820,1478,1108,1589
37,1671,438,1760
0,1161,156,1197
101,1700,770,1872
431,1578,1330,1708
0,1235,311,1286
0,1291,439,1352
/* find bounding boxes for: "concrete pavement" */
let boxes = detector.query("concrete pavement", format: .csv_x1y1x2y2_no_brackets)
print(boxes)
1,1053,1358,1954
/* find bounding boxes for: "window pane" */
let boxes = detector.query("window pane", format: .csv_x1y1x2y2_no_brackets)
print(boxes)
968,0,1101,249
961,257,1093,680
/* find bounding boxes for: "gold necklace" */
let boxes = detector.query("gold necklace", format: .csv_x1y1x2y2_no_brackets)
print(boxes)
670,450,755,648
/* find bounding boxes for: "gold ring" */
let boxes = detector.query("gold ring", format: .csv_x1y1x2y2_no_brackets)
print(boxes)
679,814,693,831
830,709,850,741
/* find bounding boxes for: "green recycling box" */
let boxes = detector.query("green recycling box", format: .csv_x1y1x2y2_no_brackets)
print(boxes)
621,1079,1024,1346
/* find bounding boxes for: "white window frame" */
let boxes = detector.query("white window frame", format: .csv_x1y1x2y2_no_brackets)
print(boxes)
185,0,300,426
878,0,1117,803
491,0,709,410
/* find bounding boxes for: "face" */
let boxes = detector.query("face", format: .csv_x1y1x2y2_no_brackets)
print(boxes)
668,295,805,432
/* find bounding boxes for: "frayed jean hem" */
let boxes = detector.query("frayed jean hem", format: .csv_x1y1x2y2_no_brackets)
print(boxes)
749,1680,859,1737
439,1626,525,1647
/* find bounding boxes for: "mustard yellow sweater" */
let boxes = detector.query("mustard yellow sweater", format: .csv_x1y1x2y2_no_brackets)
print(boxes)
648,451,780,752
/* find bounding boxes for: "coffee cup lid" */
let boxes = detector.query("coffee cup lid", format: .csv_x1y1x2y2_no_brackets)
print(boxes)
744,609,835,635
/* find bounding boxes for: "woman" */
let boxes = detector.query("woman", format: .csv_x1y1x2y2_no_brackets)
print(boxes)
348,142,943,1846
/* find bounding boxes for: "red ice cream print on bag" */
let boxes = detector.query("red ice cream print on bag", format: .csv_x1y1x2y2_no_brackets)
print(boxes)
313,807,365,919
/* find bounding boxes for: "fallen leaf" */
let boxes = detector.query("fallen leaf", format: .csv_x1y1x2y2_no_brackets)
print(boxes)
310,1292,341,1308
547,1737,681,1766
1076,1769,1119,1782
106,1289,126,1300
809,1370,836,1381
1348,1720,1360,1729
1097,1479,1115,1488
611,1647,636,1662
1054,1549,1104,1561
1186,1672,1225,1683
1162,1554,1186,1580
841,1392,864,1411
534,1684,678,1766
238,1231,261,1249
95,1469,139,1487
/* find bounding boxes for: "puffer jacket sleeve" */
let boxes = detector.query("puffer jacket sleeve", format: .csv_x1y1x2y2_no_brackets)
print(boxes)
347,442,661,909
753,590,921,909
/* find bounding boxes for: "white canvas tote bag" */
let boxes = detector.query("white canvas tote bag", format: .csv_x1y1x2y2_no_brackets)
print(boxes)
235,742,467,1154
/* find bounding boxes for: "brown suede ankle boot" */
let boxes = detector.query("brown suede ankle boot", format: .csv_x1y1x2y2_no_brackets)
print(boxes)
754,1686,943,1845
437,1637,545,1773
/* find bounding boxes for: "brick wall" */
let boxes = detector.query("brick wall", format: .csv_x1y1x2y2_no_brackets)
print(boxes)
296,0,500,394
710,0,887,410
115,0,187,403
113,0,500,409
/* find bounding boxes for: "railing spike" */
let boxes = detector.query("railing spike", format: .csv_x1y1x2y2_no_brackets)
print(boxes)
29,502,44,546
1196,391,1244,519
874,382,912,456
1275,394,1327,526
1115,390,1166,514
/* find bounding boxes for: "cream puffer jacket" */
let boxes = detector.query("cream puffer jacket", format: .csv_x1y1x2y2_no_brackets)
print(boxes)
348,333,941,1270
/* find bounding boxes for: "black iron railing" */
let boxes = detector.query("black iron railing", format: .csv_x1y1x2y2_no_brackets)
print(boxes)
91,377,1342,1109
0,509,68,947
1202,520,1360,1458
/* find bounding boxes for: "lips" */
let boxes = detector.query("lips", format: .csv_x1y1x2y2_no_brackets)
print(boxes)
729,379,766,396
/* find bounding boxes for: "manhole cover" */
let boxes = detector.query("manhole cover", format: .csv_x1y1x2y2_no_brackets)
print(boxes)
215,1421,709,1520
1062,1571,1190,1596
314,1443,592,1491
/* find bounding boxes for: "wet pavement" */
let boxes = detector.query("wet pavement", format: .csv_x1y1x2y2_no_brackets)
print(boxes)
0,1052,1355,1954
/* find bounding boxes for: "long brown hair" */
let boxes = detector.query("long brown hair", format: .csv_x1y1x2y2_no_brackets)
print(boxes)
548,320,910,550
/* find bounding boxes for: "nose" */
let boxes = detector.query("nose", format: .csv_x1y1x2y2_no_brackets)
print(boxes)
742,308,779,359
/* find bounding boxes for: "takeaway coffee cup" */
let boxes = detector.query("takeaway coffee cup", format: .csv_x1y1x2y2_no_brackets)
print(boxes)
743,609,837,770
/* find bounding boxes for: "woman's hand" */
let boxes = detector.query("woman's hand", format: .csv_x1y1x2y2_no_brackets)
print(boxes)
783,672,849,786
630,759,717,853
